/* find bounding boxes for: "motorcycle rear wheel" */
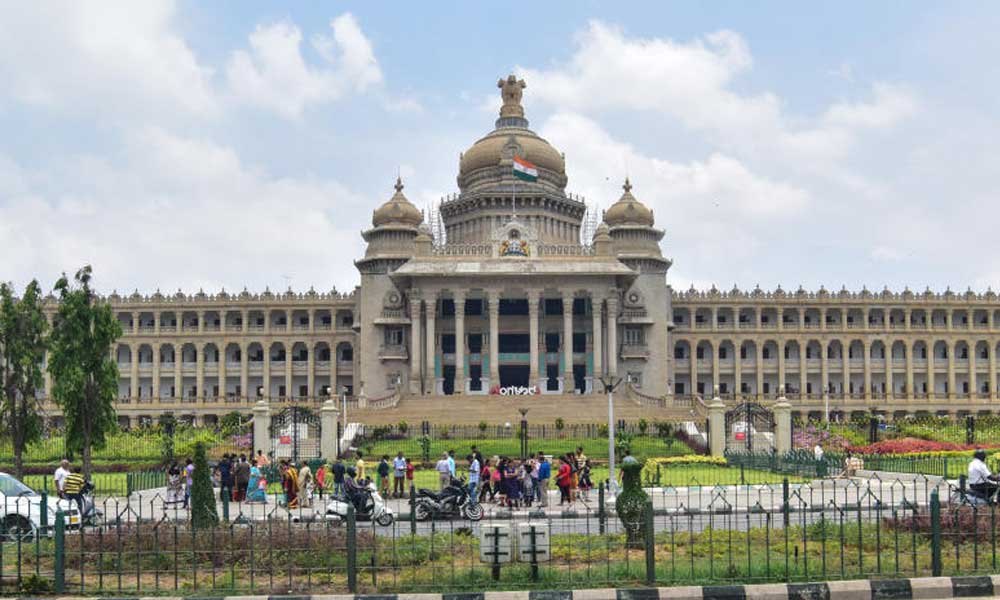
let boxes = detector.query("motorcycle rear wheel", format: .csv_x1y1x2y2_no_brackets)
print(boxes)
463,503,484,521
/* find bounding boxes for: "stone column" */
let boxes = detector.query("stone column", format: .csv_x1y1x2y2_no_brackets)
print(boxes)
842,341,850,399
886,352,894,400
606,294,618,376
488,290,500,386
154,311,160,335
777,343,786,396
198,311,205,334
528,290,541,389
130,344,139,399
454,291,466,394
173,344,182,400
734,341,742,398
241,309,248,334
990,344,997,400
905,309,912,331
820,343,829,401
799,340,807,399
773,395,792,454
218,344,227,401
947,341,956,399
905,342,914,399
710,307,718,332
409,294,422,394
777,307,784,331
306,344,315,400
968,340,977,398
563,295,574,392
196,344,204,400
152,344,160,400
711,342,720,394
755,342,764,399
928,342,936,399
132,311,139,335
591,297,602,387
240,343,249,401
263,344,271,400
946,310,953,331
285,343,293,399
425,293,437,393
708,393,726,457
863,340,872,401
320,399,339,459
820,308,827,331
252,400,271,457
309,309,316,334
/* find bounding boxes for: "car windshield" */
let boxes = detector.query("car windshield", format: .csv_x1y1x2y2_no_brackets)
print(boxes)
0,474,38,497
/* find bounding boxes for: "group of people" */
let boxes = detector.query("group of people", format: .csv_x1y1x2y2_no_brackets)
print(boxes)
52,459,89,514
424,446,593,508
375,452,416,498
211,450,269,504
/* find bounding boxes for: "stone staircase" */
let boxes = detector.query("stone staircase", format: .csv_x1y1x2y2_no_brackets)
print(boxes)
349,392,692,425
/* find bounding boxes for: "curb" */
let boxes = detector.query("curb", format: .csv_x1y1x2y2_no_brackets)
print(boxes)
15,576,1000,600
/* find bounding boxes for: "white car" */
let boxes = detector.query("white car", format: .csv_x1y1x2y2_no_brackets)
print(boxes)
0,472,81,539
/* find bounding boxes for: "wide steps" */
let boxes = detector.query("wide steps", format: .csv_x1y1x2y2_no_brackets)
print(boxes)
351,393,690,425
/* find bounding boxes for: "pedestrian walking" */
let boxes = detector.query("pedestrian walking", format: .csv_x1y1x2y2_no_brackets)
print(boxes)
556,457,572,505
315,460,327,498
579,459,593,500
405,458,415,491
298,462,314,507
183,459,194,508
218,453,233,502
63,467,87,515
54,459,70,499
377,455,391,496
467,453,480,504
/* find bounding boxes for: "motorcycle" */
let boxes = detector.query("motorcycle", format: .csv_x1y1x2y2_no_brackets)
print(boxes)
325,480,394,526
79,481,103,527
414,477,484,521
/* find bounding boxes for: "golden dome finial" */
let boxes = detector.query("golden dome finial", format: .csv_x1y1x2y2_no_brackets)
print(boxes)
395,175,404,193
623,177,632,193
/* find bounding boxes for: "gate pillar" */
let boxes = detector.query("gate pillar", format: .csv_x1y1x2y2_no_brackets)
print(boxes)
320,399,340,460
252,400,271,457
773,393,792,454
708,389,726,457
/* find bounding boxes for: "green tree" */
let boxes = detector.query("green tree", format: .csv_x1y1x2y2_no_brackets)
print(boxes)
189,442,218,528
47,266,122,479
0,281,49,479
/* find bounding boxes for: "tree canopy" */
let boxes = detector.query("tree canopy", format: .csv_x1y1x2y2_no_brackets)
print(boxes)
0,280,48,479
47,266,122,478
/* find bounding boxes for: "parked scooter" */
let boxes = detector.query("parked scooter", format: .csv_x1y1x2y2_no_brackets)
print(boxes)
79,481,103,527
413,477,483,521
325,479,394,526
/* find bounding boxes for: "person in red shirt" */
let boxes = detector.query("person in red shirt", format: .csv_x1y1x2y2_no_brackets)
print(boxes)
405,458,415,490
315,460,327,498
556,458,572,505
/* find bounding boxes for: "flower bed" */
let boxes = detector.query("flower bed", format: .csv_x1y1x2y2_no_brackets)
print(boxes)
793,425,854,451
851,437,1000,455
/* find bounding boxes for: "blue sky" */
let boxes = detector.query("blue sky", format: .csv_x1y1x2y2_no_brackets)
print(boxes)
1,2,999,296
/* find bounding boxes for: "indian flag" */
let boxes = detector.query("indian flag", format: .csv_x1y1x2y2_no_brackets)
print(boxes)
513,155,538,182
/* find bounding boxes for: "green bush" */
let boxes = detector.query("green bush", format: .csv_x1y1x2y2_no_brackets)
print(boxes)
189,442,218,529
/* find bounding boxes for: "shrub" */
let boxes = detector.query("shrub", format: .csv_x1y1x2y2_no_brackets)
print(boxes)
597,424,609,438
478,421,488,435
637,419,648,435
189,442,218,529
555,417,565,431
397,421,409,434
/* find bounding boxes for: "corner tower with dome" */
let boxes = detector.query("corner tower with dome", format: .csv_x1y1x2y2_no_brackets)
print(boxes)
356,75,672,401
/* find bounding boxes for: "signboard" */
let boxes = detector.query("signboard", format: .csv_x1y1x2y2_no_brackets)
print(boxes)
279,435,292,445
489,385,539,396
516,523,550,563
479,524,512,564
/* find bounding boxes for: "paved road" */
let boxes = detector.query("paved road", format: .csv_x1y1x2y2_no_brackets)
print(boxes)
89,472,952,537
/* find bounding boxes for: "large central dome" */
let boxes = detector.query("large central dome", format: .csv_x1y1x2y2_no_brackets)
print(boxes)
442,75,583,245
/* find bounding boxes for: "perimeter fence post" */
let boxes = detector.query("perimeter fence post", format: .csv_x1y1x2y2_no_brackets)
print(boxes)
782,477,790,528
54,510,65,593
598,481,606,535
346,504,357,592
930,489,942,576
410,485,417,536
643,499,655,585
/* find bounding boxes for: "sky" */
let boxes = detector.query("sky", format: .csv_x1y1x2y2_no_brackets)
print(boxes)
1,2,999,297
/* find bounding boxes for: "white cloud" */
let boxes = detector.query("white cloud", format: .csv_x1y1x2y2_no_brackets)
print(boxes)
519,21,918,166
226,14,382,118
0,131,370,294
0,1,217,118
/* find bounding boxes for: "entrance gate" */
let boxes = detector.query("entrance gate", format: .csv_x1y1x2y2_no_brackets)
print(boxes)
269,406,322,463
724,402,775,453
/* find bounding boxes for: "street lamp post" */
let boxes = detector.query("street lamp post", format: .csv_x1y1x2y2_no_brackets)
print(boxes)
599,375,623,493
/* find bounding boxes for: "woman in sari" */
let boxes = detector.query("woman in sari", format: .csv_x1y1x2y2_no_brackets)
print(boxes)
281,461,300,509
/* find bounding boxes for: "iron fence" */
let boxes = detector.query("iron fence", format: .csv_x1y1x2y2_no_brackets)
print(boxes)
3,473,997,595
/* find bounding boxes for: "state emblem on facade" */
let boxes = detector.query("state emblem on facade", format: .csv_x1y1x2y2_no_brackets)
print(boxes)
499,229,529,257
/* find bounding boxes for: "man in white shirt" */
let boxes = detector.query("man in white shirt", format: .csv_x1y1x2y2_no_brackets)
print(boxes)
436,453,451,490
969,449,998,499
54,460,70,498
467,453,481,505
392,452,407,498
